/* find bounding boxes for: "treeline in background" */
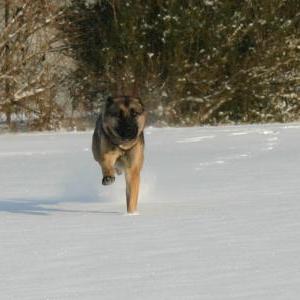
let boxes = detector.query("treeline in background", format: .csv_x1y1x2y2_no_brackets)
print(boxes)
0,0,299,131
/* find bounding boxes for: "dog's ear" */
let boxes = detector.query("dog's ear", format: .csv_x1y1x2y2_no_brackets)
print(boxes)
136,96,144,107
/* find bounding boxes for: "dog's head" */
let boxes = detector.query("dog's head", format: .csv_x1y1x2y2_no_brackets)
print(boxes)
102,96,146,142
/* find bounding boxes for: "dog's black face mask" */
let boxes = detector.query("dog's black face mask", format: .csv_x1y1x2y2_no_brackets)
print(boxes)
103,96,146,144
116,116,138,140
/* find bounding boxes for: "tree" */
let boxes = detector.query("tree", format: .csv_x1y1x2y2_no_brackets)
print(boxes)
62,0,300,125
0,0,67,130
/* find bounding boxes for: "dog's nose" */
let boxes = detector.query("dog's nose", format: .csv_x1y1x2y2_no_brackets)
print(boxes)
117,119,138,140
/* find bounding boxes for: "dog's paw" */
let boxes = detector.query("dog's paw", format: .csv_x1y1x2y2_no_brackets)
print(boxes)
102,176,115,186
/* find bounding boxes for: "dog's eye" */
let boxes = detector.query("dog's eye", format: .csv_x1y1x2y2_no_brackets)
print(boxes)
130,109,139,117
130,110,138,117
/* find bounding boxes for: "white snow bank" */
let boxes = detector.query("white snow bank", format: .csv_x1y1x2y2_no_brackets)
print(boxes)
0,124,300,299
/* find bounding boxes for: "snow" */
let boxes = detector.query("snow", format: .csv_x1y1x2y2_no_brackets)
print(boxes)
1,124,300,299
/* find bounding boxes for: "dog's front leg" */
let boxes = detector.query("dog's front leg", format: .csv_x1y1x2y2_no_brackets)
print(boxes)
100,152,119,185
124,143,144,214
125,167,141,213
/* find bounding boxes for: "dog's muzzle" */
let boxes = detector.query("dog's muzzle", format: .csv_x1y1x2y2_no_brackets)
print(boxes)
116,118,138,140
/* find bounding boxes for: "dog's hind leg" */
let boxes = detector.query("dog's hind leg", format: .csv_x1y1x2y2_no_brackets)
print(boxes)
115,159,124,175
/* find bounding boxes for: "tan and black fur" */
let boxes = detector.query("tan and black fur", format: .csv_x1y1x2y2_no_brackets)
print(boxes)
92,96,146,214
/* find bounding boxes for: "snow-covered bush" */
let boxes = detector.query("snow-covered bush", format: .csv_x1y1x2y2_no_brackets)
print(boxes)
1,0,299,130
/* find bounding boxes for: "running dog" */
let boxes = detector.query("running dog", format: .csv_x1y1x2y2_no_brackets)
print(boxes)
92,96,146,213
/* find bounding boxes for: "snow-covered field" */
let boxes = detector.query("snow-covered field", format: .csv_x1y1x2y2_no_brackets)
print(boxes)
1,124,300,299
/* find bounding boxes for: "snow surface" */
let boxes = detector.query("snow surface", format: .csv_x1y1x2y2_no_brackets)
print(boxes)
1,124,300,299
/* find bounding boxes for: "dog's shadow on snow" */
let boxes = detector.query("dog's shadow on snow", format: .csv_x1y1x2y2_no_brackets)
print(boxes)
0,168,125,215
0,197,122,216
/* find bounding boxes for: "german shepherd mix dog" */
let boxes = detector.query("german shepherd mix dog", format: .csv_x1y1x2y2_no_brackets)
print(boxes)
92,96,146,214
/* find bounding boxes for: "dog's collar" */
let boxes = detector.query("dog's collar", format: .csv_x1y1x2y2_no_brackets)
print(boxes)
101,125,138,151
